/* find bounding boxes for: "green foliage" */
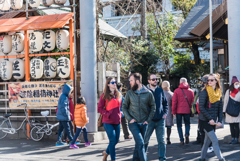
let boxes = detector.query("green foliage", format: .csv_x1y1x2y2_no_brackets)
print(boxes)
171,52,194,78
171,52,210,88
147,13,183,60
170,0,197,19
129,39,159,85
188,62,210,88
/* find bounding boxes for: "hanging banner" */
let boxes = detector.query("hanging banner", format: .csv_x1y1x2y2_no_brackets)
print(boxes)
8,81,71,108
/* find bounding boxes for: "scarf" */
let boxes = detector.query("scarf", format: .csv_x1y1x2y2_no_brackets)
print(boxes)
230,89,239,98
206,86,221,103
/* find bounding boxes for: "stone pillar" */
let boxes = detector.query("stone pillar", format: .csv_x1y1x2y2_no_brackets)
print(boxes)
98,62,106,97
112,63,120,83
228,0,240,82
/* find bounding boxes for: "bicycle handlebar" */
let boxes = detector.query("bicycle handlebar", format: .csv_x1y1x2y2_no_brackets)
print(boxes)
17,103,27,107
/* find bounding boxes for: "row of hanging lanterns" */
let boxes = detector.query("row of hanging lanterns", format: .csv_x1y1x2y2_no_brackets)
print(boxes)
0,57,70,80
0,29,69,54
0,0,68,11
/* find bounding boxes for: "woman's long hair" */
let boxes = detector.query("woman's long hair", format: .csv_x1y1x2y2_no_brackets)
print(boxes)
203,73,221,91
103,77,121,100
229,83,234,93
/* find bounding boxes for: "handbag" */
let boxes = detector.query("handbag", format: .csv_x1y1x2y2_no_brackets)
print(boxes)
97,100,110,127
181,89,194,117
226,93,240,117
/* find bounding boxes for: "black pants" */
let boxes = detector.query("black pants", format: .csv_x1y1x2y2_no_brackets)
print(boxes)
63,121,74,140
121,116,130,139
229,123,239,138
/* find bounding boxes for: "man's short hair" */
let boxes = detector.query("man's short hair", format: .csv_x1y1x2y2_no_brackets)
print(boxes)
180,77,187,83
117,82,123,90
201,74,209,84
147,74,156,80
130,73,142,83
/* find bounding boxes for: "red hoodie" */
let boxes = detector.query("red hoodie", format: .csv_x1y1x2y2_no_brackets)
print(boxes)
172,83,194,115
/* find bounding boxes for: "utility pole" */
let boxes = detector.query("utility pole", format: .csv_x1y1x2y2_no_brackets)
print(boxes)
209,0,213,73
228,0,240,81
80,0,97,133
141,0,147,39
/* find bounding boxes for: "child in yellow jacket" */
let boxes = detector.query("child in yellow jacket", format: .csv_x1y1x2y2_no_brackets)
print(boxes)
69,96,91,149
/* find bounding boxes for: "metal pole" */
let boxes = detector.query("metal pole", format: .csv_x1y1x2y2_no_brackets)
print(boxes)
26,0,29,19
80,0,97,132
228,0,240,82
73,0,77,106
209,0,213,73
141,0,147,39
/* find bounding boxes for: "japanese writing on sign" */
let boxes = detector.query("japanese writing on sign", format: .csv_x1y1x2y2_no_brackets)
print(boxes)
8,82,71,108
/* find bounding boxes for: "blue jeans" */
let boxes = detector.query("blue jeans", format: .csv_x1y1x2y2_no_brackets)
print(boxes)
144,119,166,161
176,114,190,142
103,123,120,161
57,121,73,142
128,122,148,161
71,127,88,145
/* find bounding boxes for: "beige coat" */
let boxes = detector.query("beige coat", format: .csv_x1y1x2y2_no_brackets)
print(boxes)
223,89,240,123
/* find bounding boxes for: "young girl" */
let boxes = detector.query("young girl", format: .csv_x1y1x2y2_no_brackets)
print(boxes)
69,96,91,149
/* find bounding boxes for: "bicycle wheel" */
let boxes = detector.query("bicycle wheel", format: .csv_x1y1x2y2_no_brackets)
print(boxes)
30,125,44,141
23,119,41,139
0,119,9,139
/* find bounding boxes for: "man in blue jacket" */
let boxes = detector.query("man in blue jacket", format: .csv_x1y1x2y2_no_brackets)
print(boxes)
56,83,73,146
144,74,168,161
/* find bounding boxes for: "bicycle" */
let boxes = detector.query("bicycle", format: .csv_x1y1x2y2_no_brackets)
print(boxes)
0,103,40,139
30,110,59,141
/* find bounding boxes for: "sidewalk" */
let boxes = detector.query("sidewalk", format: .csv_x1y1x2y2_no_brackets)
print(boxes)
0,116,239,161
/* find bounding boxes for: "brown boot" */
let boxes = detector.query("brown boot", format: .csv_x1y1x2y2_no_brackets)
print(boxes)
102,151,108,161
180,141,184,145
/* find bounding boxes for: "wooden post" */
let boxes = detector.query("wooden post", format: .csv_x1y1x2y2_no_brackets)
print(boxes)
69,18,76,129
24,30,31,138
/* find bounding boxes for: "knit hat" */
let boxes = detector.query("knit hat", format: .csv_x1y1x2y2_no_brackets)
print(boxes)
162,81,170,90
201,74,209,84
231,76,239,84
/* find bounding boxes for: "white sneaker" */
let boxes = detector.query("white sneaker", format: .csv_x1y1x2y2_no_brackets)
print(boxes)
207,146,214,153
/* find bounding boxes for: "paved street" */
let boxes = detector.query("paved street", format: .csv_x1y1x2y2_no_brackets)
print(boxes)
0,117,240,161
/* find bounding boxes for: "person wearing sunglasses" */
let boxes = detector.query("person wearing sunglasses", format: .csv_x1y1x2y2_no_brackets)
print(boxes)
223,76,240,144
122,73,156,161
198,73,225,161
98,77,122,161
172,77,194,145
144,74,168,161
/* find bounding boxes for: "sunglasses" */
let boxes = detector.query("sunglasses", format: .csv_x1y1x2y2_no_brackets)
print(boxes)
109,81,117,84
150,78,157,81
207,79,216,82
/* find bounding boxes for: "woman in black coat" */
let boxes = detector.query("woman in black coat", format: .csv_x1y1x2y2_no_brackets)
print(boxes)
198,73,225,161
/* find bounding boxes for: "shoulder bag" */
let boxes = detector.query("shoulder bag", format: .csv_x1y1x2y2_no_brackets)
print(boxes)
97,100,110,127
226,91,240,117
181,89,194,117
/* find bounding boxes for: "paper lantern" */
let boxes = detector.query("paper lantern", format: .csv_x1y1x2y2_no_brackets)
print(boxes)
0,0,10,11
29,0,40,8
29,32,43,52
11,0,23,10
42,0,54,7
54,0,67,5
57,57,70,78
56,30,69,50
43,30,55,51
44,57,57,78
12,59,25,80
0,35,12,54
30,58,43,79
0,60,12,80
12,33,24,53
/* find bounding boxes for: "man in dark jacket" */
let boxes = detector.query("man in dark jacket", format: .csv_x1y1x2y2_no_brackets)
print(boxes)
56,83,73,146
144,74,168,161
122,73,156,161
172,78,194,145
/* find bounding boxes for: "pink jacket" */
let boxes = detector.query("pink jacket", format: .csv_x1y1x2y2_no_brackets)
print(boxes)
172,83,194,115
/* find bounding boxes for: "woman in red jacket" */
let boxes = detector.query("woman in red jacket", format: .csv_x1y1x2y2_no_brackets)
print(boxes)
98,77,122,161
